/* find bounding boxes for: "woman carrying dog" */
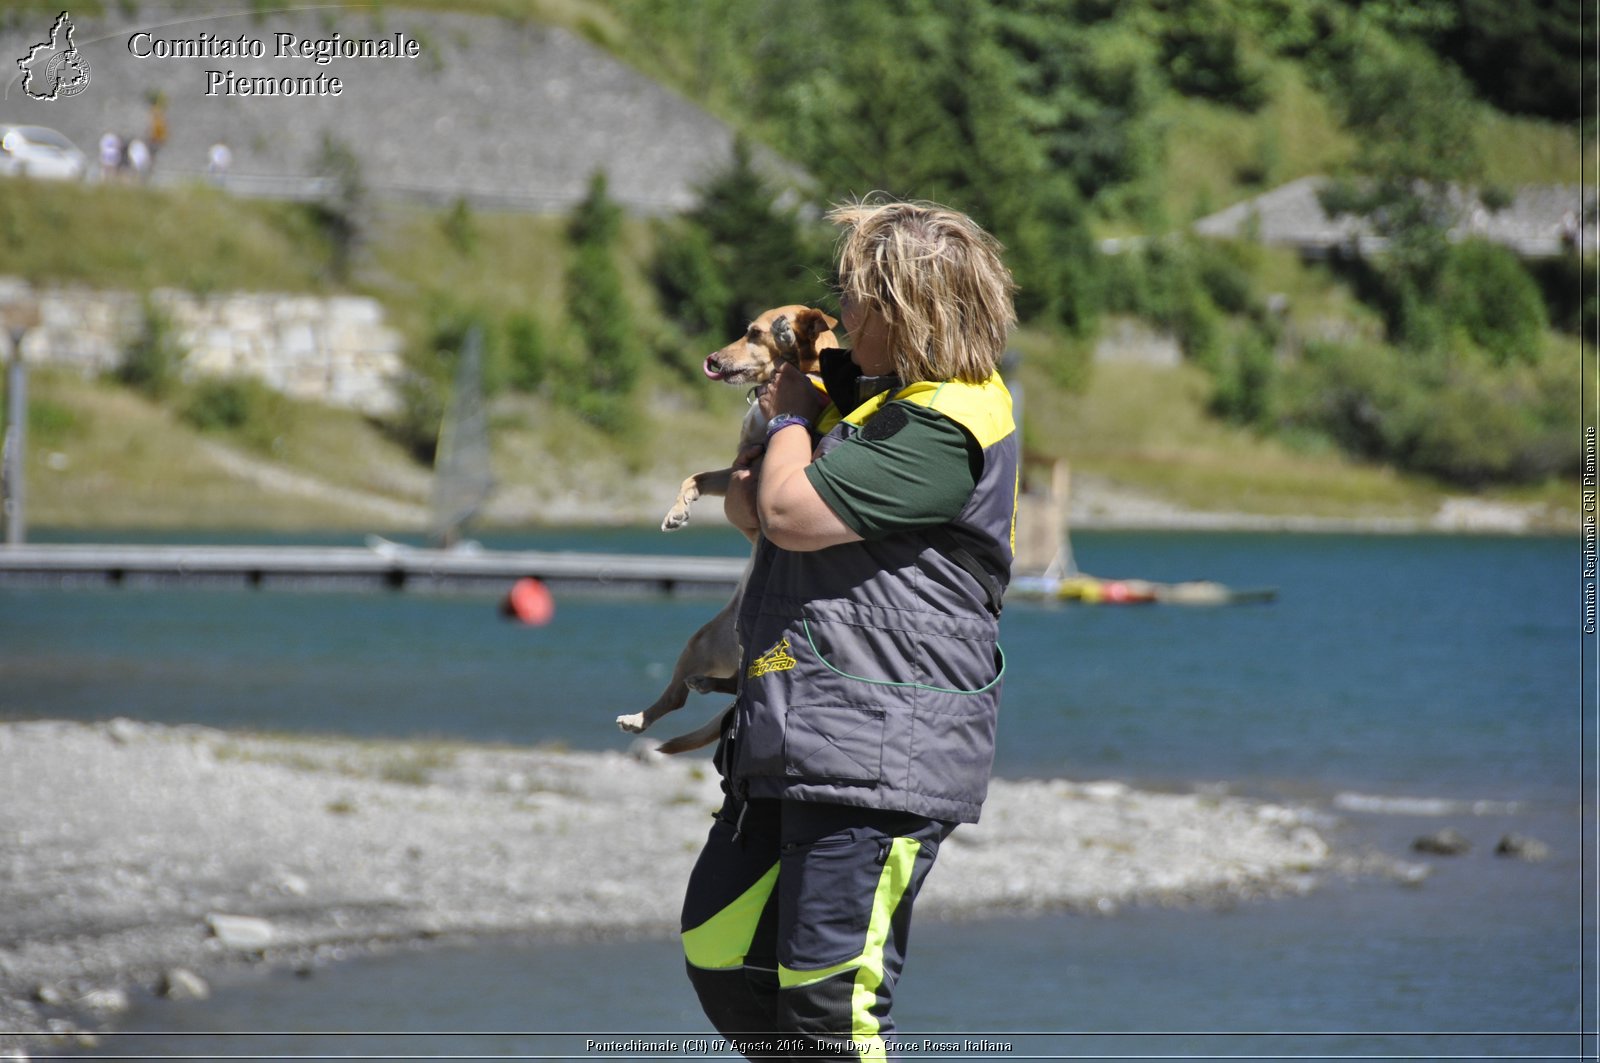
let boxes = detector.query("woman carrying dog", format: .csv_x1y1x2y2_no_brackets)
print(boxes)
681,198,1019,1061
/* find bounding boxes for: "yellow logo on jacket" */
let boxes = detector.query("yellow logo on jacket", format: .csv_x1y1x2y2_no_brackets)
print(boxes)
746,637,797,679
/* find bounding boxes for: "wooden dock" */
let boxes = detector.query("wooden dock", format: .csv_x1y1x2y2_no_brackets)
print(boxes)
0,543,748,596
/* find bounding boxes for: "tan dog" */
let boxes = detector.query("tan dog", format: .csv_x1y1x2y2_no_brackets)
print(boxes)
617,305,838,753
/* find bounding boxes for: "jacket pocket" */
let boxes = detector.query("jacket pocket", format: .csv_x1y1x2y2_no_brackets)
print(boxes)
783,704,885,785
800,606,920,690
805,611,1003,696
909,682,1001,803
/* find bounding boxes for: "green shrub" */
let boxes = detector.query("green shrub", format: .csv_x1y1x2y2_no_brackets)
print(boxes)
306,131,367,281
1322,39,1482,192
1278,338,1576,486
1037,330,1096,394
180,377,290,452
567,239,637,384
1436,239,1547,365
1003,184,1104,336
1155,0,1270,110
390,354,447,465
1277,340,1415,463
653,140,831,341
422,302,507,396
117,297,183,401
564,171,644,433
504,311,550,392
651,220,732,337
1209,330,1277,426
28,396,80,447
387,302,507,464
1192,238,1263,318
1528,253,1597,338
1104,237,1260,332
440,197,479,258
1324,247,1446,354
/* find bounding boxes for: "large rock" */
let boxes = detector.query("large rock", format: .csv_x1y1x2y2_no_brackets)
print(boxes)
158,968,210,1001
1412,829,1472,856
77,988,129,1014
206,913,275,951
1494,834,1550,862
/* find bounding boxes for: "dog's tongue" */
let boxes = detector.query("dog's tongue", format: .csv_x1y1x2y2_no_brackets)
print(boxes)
703,356,726,380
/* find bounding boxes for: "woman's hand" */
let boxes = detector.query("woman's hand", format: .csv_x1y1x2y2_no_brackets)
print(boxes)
755,373,862,552
761,362,829,422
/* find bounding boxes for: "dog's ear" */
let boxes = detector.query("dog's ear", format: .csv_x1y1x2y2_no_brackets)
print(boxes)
796,308,838,342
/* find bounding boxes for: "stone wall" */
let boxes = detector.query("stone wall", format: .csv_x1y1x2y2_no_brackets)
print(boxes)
1192,176,1595,259
1092,318,1184,368
0,278,404,415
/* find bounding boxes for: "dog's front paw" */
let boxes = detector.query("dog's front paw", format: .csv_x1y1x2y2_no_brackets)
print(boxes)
616,712,648,734
661,506,690,532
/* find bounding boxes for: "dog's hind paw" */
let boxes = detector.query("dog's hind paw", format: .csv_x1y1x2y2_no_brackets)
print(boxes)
616,712,648,734
628,737,666,762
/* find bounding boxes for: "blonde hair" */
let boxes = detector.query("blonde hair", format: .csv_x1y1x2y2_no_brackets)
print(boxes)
828,198,1017,384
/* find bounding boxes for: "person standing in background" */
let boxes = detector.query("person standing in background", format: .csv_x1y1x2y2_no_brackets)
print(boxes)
207,142,233,188
146,91,168,165
125,138,150,183
97,131,121,182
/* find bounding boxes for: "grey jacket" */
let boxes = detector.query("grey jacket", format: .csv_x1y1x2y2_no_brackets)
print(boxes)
727,374,1018,824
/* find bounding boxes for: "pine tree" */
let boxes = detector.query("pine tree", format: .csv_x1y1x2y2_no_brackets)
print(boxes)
655,139,829,340
565,171,643,431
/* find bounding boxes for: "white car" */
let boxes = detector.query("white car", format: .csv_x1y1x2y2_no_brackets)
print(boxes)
0,124,87,180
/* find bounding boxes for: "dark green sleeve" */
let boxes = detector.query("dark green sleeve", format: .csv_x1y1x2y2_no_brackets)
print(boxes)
803,401,981,539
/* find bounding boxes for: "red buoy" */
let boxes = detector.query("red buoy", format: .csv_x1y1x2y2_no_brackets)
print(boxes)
1102,581,1133,603
502,578,555,626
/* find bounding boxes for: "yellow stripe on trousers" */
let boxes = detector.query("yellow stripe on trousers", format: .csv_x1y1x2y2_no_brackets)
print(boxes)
682,862,780,970
778,837,923,1063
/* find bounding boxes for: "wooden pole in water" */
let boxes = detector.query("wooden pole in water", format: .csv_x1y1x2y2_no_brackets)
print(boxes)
3,343,26,546
1,296,38,546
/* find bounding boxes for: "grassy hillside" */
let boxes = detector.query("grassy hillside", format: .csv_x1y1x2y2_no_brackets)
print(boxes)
0,165,1581,535
15,336,1573,534
15,365,753,531
0,1,1585,535
1148,59,1579,227
19,371,418,530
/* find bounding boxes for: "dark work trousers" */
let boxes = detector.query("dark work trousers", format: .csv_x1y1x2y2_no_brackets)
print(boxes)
680,795,955,1062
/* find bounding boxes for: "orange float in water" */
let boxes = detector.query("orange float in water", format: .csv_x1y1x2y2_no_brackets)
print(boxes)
502,578,555,626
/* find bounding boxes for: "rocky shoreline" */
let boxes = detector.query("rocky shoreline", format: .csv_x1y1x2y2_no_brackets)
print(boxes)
2,719,1359,1054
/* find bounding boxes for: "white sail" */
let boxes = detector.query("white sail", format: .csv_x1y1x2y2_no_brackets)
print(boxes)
429,325,495,548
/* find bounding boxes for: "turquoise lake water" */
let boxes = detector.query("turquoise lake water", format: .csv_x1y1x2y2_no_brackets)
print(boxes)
2,528,1590,1060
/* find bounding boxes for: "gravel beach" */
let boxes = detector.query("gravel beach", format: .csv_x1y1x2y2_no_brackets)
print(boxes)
0,718,1336,1053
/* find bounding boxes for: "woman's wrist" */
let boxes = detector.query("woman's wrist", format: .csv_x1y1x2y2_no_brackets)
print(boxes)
765,413,812,440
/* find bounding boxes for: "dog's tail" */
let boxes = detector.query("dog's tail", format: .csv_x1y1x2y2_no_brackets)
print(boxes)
654,705,732,756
